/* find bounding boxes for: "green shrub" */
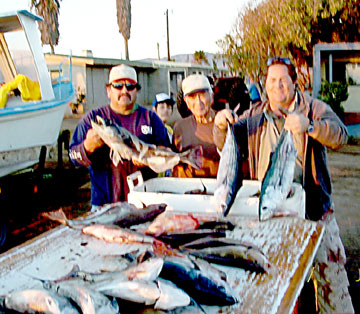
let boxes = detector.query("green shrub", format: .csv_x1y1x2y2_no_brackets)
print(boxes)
318,80,348,121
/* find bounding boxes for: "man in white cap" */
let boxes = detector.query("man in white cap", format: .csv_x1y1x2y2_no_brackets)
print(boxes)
69,64,171,208
172,74,220,178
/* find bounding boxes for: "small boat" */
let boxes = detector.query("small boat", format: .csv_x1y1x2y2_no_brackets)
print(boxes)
0,10,74,177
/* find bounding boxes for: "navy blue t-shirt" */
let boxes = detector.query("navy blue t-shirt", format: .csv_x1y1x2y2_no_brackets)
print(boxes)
70,105,170,205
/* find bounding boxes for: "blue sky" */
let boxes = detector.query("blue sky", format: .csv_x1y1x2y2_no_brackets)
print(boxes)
4,0,250,60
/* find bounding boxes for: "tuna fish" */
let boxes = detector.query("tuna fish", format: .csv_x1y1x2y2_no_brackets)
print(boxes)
123,257,164,281
159,255,238,305
43,280,119,314
154,279,191,310
214,124,242,216
91,116,202,173
180,237,271,273
43,202,166,229
259,130,297,221
79,257,165,284
0,288,79,314
94,278,161,305
156,229,226,248
81,224,156,245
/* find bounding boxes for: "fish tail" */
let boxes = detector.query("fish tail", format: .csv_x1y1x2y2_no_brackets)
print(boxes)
42,208,69,225
109,148,122,166
180,146,203,170
0,296,6,310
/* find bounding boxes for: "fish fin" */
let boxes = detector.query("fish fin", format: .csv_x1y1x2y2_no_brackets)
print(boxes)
42,208,69,225
109,147,122,166
138,144,149,159
180,145,203,170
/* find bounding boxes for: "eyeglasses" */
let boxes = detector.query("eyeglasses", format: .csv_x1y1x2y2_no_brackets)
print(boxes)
266,57,292,67
111,82,137,91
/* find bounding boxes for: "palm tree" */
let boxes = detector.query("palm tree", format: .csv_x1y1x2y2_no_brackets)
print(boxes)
31,0,61,53
194,50,209,65
116,0,131,60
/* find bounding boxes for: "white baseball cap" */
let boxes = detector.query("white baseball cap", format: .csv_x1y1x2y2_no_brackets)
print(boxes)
109,64,138,84
182,74,212,96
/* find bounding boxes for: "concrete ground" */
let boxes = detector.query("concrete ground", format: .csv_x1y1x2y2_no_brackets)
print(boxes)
327,144,360,313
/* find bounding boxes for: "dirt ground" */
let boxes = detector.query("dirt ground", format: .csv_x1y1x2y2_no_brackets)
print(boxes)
1,143,359,312
327,144,360,313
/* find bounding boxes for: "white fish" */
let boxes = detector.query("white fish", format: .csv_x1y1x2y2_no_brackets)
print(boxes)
44,280,119,314
42,202,137,228
123,257,164,281
0,288,79,314
94,279,160,305
154,279,190,310
77,257,164,284
81,224,155,245
91,116,202,173
259,130,297,221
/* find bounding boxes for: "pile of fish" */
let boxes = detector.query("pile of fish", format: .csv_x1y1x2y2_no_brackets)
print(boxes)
259,130,297,221
91,116,202,173
0,201,273,313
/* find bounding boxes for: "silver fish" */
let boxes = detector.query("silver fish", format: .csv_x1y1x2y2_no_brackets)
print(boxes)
160,255,237,305
214,124,241,216
77,257,164,284
0,288,79,314
82,224,156,245
123,257,164,281
44,280,119,314
93,279,160,305
259,130,297,221
181,237,271,273
43,202,166,229
42,202,137,228
185,245,271,273
91,116,202,173
154,279,190,310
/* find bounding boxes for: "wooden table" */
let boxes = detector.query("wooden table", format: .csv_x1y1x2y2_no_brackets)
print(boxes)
0,214,323,314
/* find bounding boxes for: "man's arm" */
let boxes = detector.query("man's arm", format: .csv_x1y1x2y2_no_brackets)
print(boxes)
213,108,240,150
308,98,348,150
69,113,103,167
284,96,348,150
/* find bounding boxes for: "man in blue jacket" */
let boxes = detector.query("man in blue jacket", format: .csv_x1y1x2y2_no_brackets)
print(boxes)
69,64,170,208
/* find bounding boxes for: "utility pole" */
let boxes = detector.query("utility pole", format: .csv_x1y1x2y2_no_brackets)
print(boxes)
166,9,170,61
157,42,160,60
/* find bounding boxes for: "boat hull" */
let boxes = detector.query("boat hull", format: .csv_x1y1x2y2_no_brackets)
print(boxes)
0,81,74,177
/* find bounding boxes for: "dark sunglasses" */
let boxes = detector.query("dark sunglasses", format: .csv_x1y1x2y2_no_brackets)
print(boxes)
111,82,137,91
266,57,292,67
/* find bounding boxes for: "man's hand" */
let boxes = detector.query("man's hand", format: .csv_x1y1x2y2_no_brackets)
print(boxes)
284,112,310,134
132,159,146,167
84,129,104,153
214,109,238,130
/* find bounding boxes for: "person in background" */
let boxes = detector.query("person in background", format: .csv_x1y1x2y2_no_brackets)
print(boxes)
69,64,170,208
248,76,261,105
152,92,175,142
173,74,219,178
152,92,175,177
213,57,354,313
